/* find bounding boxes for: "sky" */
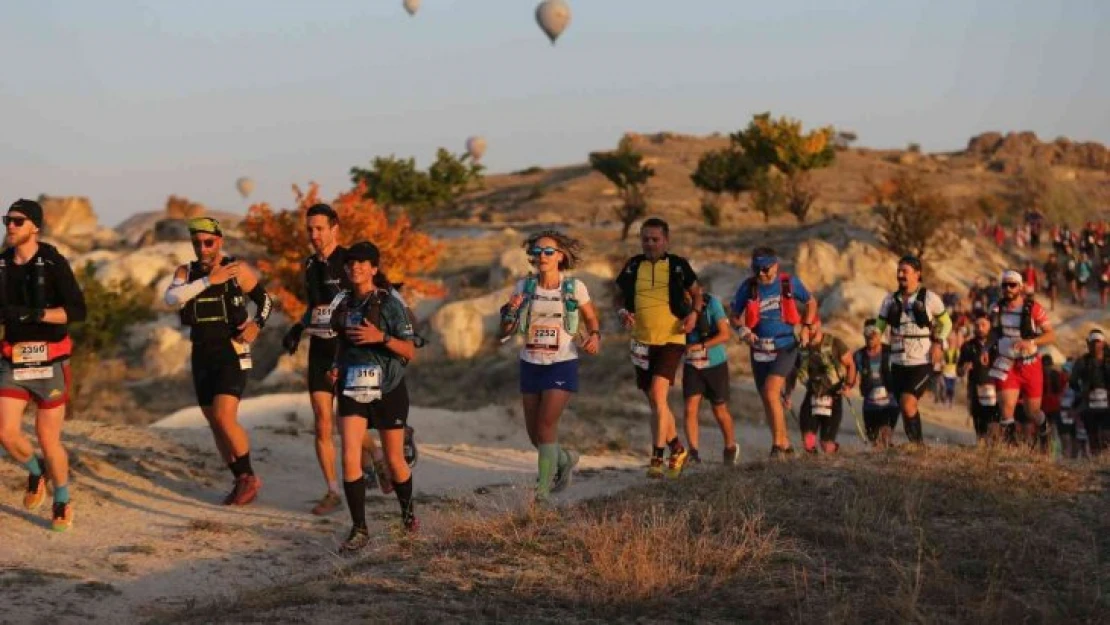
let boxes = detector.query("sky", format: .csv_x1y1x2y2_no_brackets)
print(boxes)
0,0,1106,226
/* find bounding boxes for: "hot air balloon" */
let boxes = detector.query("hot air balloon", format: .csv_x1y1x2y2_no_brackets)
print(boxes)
236,177,255,199
402,0,420,17
466,136,487,162
535,0,571,45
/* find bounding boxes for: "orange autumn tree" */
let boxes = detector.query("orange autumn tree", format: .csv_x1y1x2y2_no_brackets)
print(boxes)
241,181,443,321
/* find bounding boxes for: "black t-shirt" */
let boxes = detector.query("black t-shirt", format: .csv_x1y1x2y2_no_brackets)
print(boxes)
305,246,352,310
958,338,995,387
1,243,86,344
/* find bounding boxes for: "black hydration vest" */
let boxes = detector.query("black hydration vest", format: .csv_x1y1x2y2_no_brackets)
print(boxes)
857,346,892,398
180,257,248,342
885,288,932,331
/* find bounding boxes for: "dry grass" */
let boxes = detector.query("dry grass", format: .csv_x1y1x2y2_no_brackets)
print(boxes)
158,446,1108,625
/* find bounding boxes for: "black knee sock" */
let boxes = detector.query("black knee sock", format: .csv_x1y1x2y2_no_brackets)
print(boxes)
905,414,923,443
343,477,368,530
393,477,414,521
652,446,665,459
229,453,253,478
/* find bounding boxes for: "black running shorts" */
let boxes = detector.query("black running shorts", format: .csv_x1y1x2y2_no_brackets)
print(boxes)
682,362,730,404
191,343,247,407
307,336,339,394
337,377,410,431
634,343,686,391
891,364,932,399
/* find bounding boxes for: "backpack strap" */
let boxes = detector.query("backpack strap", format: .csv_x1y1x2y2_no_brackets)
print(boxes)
517,275,539,335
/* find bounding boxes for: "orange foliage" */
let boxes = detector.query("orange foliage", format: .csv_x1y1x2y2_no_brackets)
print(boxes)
241,182,444,321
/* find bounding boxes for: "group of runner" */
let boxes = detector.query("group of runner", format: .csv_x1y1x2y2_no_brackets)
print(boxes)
2,201,1103,549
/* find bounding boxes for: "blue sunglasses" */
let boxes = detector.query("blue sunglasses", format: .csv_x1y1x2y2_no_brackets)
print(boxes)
529,246,560,258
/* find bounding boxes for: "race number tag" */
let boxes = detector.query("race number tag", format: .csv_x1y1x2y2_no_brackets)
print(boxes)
630,340,649,370
343,365,382,403
13,366,53,381
753,337,778,363
686,345,709,369
306,305,337,337
12,342,48,366
232,340,253,371
890,335,904,353
1090,388,1109,410
989,356,1013,381
976,384,998,406
868,386,889,405
812,395,834,417
525,324,560,354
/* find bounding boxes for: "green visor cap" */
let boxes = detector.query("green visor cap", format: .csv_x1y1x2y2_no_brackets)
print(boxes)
188,217,222,236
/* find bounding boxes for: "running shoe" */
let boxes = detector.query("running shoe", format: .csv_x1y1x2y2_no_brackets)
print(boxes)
51,502,73,532
340,526,370,552
311,491,343,516
769,445,795,459
229,474,262,506
403,515,420,534
646,457,665,479
665,448,689,479
723,445,740,466
687,449,702,465
24,466,47,510
551,450,580,494
403,425,418,468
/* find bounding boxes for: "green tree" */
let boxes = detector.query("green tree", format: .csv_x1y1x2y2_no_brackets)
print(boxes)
350,149,483,224
730,113,835,223
750,169,786,223
590,137,656,240
690,148,755,226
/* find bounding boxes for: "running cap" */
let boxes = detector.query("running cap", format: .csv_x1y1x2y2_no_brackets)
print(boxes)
1088,329,1105,343
1000,269,1023,285
345,241,380,265
863,318,881,337
187,217,223,236
8,199,44,230
751,255,778,271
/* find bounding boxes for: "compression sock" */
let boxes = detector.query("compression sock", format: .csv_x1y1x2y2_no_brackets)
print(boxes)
53,484,70,505
537,443,560,494
229,453,254,478
343,477,368,530
905,414,924,443
393,477,414,522
23,456,43,477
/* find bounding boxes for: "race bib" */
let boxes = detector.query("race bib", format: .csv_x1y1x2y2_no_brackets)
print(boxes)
305,305,337,337
525,324,560,355
1090,388,1108,410
753,337,778,363
13,366,52,381
989,356,1013,381
630,340,649,370
812,395,834,417
343,364,382,403
686,345,709,369
232,340,253,371
976,384,998,406
868,386,889,405
12,342,48,366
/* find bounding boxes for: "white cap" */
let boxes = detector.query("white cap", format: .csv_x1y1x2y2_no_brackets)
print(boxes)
1000,269,1023,285
1089,329,1105,343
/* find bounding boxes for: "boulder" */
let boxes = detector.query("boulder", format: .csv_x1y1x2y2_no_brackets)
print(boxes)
138,323,192,378
428,286,514,359
95,242,195,288
794,240,897,293
820,280,890,325
39,196,99,238
488,247,532,287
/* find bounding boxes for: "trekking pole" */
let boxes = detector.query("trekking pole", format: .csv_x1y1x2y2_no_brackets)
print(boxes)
844,396,869,444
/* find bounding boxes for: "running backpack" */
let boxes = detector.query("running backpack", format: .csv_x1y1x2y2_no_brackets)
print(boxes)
884,288,931,330
516,275,580,336
742,274,801,329
855,346,892,397
990,296,1037,340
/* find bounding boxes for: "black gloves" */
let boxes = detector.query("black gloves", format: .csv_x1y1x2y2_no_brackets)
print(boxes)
282,323,305,355
3,306,44,324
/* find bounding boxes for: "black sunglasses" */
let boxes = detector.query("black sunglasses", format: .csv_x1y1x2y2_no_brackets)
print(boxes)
1002,282,1021,289
3,216,27,227
191,238,218,249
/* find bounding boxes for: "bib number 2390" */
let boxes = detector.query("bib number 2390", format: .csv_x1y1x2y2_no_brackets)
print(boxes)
11,341,53,382
343,365,383,403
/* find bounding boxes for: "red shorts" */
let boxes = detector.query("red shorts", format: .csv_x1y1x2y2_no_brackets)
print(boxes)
996,357,1043,399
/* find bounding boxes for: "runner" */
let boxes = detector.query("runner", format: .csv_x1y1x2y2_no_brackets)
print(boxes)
874,255,952,446
730,247,818,457
1042,252,1060,311
0,199,86,531
1021,260,1038,298
280,204,401,514
499,230,600,503
794,321,855,455
854,319,898,447
941,339,959,408
957,311,1000,443
615,218,702,479
989,269,1055,446
1068,330,1109,457
1076,252,1093,306
1040,355,1068,457
679,284,738,465
164,217,272,505
328,242,419,550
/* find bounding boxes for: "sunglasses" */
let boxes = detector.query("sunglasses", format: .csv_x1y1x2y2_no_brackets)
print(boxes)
529,247,559,258
754,265,775,275
1002,282,1021,289
3,216,27,227
191,238,218,249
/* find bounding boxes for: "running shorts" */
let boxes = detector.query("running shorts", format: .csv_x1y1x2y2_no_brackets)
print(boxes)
682,362,730,404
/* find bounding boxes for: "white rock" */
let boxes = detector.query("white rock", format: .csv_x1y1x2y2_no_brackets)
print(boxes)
95,241,195,288
140,324,192,378
428,286,514,359
820,280,890,324
488,248,532,287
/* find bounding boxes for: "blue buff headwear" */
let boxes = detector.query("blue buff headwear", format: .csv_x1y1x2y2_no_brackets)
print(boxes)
752,256,778,272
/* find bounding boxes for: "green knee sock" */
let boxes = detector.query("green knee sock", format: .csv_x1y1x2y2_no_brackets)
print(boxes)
537,443,560,494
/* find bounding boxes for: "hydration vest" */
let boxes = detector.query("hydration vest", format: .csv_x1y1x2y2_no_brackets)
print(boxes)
885,288,931,331
179,257,248,328
742,273,801,330
516,275,580,337
990,296,1037,340
856,346,892,398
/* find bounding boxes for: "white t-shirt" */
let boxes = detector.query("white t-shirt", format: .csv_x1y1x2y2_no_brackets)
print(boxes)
878,289,946,367
514,276,591,365
515,276,594,364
